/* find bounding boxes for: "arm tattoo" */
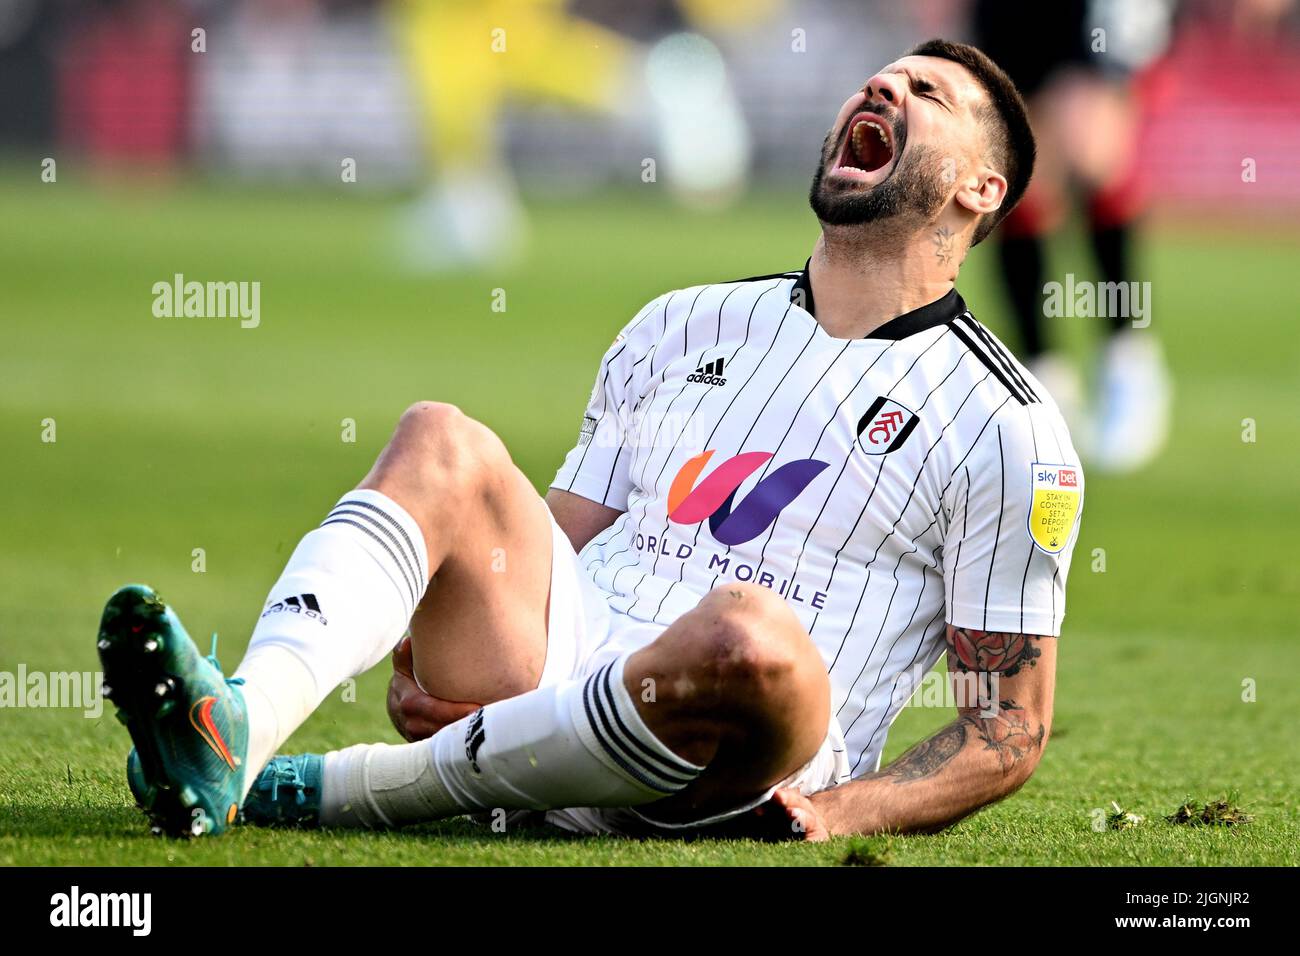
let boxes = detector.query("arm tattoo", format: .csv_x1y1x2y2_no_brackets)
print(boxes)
946,626,1044,677
881,702,1045,784
881,721,966,783
965,699,1046,774
880,629,1052,786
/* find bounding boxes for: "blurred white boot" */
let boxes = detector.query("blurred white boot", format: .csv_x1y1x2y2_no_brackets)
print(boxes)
1028,352,1090,457
395,164,527,273
644,33,751,208
1091,329,1172,473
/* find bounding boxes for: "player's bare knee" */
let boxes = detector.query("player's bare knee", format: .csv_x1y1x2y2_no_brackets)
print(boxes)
698,582,798,625
701,582,803,644
394,401,466,452
385,402,501,501
683,585,808,706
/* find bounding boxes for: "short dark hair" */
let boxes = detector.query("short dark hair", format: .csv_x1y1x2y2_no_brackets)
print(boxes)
906,38,1035,245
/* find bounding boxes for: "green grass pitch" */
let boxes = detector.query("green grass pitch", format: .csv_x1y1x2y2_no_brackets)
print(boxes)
1,174,1297,866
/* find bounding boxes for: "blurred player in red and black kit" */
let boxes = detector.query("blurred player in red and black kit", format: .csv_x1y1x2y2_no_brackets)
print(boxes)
973,0,1176,472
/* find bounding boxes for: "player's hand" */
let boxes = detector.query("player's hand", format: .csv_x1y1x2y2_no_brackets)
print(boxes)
753,787,830,842
386,635,480,742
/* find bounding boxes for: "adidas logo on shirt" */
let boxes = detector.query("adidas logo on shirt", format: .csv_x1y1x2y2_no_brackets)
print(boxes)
686,357,727,387
261,593,327,625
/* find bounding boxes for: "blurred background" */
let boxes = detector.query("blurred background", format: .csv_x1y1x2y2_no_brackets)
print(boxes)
5,1,1300,200
3,0,1299,864
4,0,1300,453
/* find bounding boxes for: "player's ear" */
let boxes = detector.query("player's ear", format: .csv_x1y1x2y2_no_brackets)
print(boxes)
954,166,1007,218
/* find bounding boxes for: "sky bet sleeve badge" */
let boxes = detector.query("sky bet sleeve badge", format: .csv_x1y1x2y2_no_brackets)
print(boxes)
1028,462,1082,554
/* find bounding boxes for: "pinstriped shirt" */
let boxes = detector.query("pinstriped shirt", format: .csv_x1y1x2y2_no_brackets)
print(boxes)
552,265,1084,775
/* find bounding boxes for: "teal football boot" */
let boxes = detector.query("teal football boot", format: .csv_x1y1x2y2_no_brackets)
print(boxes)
242,754,324,828
97,584,248,837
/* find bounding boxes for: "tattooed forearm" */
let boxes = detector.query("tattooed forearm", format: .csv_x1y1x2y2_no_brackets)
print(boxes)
965,698,1046,774
881,700,1045,785
881,721,966,783
946,626,1045,677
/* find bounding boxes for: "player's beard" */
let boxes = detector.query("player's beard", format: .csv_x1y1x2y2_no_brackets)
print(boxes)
808,117,950,228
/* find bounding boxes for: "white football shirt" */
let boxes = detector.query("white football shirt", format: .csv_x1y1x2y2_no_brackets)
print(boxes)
552,264,1084,775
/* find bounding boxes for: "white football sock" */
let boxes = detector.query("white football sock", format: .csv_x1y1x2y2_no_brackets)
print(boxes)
236,645,318,796
234,489,429,796
319,655,703,827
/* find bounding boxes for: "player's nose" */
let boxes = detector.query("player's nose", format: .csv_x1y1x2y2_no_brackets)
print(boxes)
863,72,906,109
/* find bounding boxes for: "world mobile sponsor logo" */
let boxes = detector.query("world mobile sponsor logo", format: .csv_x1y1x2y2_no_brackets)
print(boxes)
667,450,828,545
641,449,833,607
631,530,830,609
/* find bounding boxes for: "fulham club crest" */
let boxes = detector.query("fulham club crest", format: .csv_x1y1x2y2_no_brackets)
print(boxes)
856,396,919,455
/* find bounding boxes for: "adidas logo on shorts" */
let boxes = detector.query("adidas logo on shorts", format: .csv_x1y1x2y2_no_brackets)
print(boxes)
687,357,727,387
464,708,486,773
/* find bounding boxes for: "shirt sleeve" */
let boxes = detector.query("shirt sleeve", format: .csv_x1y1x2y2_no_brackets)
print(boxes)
942,402,1085,637
550,295,667,510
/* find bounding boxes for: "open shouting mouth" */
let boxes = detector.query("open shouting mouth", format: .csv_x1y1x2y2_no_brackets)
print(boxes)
832,111,898,182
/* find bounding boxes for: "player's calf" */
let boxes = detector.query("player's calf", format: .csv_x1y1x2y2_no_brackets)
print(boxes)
360,401,555,703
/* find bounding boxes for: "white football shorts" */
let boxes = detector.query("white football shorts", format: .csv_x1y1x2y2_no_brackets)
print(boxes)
533,509,850,837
